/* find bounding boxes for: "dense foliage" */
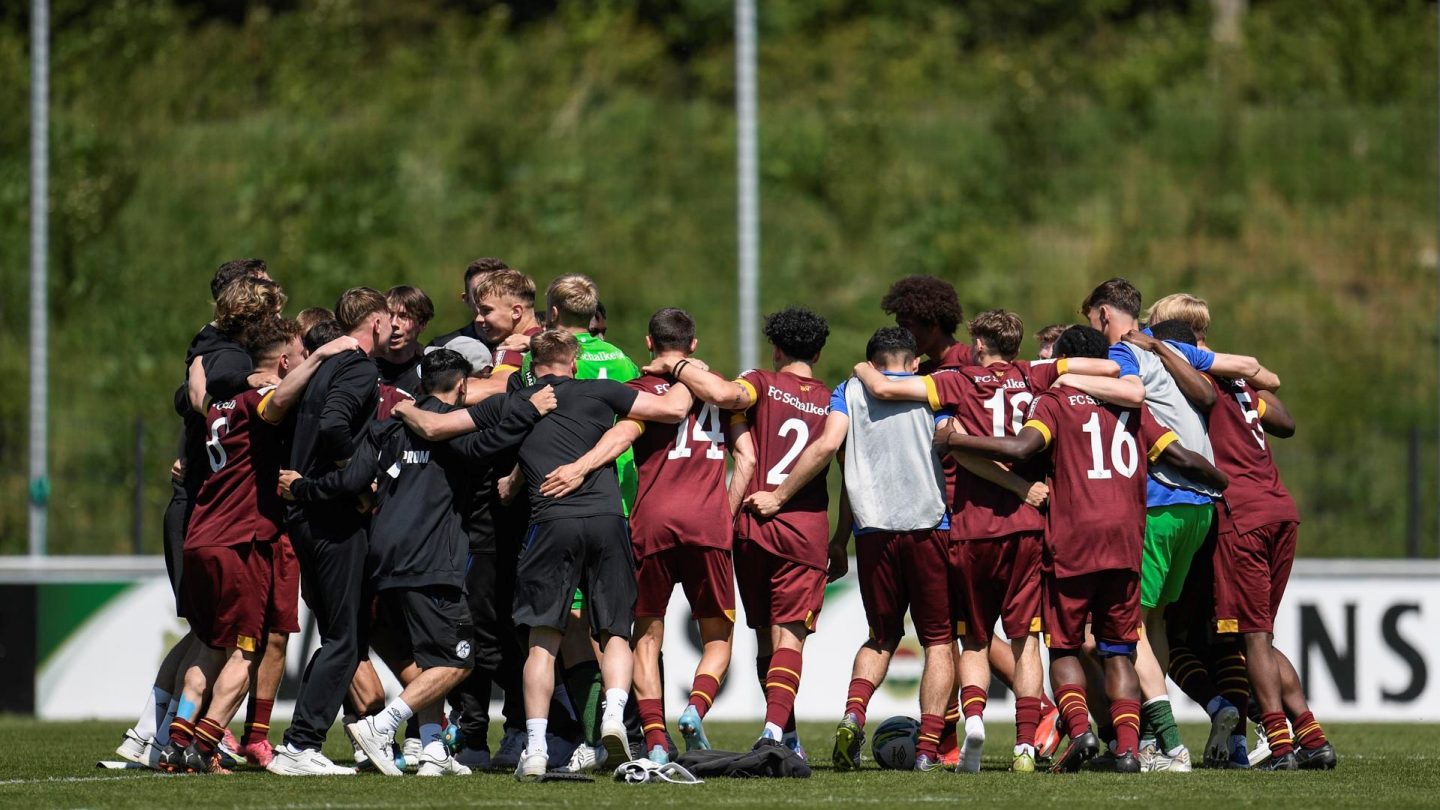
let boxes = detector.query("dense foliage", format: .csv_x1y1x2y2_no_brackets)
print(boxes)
1,0,1435,555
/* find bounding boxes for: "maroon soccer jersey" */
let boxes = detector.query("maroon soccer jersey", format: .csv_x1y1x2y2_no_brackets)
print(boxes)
625,372,732,558
1016,358,1066,392
918,341,973,375
493,325,544,371
186,388,285,549
1023,391,1176,577
376,382,415,422
1206,375,1299,535
733,369,832,569
925,363,1044,540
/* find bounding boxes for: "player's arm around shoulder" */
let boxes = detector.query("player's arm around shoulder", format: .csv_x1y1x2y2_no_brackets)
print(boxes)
626,377,692,423
538,418,644,499
1053,371,1145,408
650,355,755,412
262,336,359,425
851,362,931,404
1256,391,1296,438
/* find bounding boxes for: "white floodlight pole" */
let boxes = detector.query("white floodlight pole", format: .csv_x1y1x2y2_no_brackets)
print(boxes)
29,0,49,556
735,0,760,372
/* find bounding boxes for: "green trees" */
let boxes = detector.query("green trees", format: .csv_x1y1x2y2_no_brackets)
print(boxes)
0,0,1434,554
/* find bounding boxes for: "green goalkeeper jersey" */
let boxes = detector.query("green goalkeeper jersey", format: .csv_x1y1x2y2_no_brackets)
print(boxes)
572,332,640,513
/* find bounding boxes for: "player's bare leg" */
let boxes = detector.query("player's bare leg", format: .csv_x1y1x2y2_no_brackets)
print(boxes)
348,657,472,777
955,638,991,772
516,627,564,779
759,623,807,751
239,631,287,766
633,617,668,760
834,642,891,770
1047,651,1101,773
986,636,1017,687
1099,651,1143,771
596,632,635,764
158,644,225,772
1133,616,1188,769
348,660,386,717
915,641,955,771
185,646,257,773
676,616,732,752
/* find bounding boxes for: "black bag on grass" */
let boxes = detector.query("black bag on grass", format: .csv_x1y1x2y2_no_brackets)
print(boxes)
675,739,812,778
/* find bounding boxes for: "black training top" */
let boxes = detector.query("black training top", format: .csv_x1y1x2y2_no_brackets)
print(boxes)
490,375,639,524
455,392,529,553
286,349,380,526
293,394,543,590
173,324,256,491
376,355,422,398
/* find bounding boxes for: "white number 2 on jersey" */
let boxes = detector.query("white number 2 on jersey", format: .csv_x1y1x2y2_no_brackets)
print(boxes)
1080,410,1138,480
668,403,726,460
765,418,810,485
205,416,230,473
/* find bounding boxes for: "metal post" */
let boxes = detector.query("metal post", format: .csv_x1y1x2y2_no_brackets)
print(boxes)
735,0,760,372
132,418,145,555
28,0,49,557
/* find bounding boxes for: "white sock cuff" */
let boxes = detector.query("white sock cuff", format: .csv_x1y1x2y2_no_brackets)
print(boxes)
1143,696,1171,708
604,688,629,715
526,718,549,754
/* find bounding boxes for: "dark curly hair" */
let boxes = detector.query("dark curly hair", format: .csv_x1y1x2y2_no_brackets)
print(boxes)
763,306,829,362
1053,325,1110,360
880,276,963,336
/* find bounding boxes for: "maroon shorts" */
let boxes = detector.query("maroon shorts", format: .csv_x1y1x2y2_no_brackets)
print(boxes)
1213,519,1298,634
733,538,825,631
1043,569,1140,651
953,532,1043,645
267,534,301,634
182,540,274,653
634,544,736,621
855,530,951,649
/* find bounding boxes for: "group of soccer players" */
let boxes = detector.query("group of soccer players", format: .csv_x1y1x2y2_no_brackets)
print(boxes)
112,261,1336,779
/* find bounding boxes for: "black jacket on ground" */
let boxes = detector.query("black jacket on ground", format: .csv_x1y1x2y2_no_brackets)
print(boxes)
292,394,543,590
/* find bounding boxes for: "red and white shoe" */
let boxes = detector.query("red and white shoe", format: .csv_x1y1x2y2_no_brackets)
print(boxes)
1035,704,1063,759
938,730,960,768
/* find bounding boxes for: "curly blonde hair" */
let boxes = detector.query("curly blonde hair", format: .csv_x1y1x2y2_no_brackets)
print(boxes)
215,277,286,336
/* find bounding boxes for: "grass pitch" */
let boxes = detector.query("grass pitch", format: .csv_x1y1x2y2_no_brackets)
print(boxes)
1,718,1434,807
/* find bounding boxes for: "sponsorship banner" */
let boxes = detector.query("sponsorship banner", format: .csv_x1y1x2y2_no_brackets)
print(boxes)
6,557,1438,723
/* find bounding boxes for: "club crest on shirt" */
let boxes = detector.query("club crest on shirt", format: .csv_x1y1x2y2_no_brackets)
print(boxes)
455,640,472,659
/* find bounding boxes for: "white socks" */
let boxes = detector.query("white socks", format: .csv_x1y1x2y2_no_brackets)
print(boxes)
135,686,171,739
763,722,783,740
526,718,549,756
964,715,986,741
602,688,628,726
373,698,414,738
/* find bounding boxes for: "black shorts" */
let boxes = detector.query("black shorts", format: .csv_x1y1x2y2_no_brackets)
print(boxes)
513,516,635,640
376,585,475,670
